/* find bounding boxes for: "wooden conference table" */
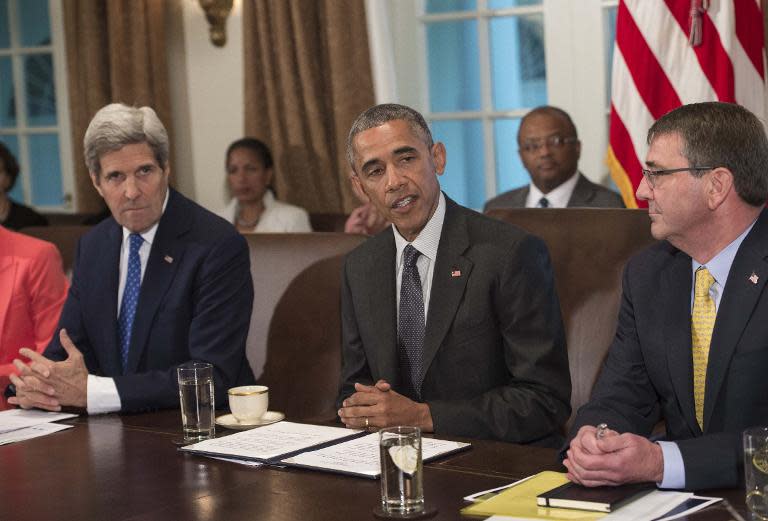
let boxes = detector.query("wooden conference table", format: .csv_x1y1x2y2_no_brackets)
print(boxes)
0,392,749,520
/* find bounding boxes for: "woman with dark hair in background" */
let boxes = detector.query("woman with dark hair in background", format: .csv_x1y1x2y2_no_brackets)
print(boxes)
0,141,48,229
216,138,311,233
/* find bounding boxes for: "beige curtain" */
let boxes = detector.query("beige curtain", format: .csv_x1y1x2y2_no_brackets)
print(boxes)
243,0,375,214
64,0,171,213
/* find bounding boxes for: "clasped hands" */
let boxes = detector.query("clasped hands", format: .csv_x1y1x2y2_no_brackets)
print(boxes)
8,329,89,411
338,379,433,432
563,425,664,486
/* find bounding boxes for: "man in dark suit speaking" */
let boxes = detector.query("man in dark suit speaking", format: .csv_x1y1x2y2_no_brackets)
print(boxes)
484,106,624,210
565,102,768,490
9,103,254,413
336,104,571,445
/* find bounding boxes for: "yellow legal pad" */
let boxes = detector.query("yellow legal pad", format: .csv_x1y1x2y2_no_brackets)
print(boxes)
461,471,606,520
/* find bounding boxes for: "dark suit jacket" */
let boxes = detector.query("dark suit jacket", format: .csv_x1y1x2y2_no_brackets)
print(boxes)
45,189,255,412
568,208,768,489
483,173,625,211
338,196,571,446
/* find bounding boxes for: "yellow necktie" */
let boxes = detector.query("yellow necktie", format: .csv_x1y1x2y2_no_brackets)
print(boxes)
691,267,716,430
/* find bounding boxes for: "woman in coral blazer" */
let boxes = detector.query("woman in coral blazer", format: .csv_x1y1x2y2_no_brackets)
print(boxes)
0,226,68,376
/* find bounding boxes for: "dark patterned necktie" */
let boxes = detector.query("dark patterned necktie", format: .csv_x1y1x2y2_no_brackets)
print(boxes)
118,233,143,373
398,244,425,396
538,197,550,208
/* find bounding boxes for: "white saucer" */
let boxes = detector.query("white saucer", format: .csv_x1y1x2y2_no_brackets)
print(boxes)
216,411,285,430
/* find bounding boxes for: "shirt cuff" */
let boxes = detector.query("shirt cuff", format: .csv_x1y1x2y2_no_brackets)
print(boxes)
657,441,686,489
86,375,122,414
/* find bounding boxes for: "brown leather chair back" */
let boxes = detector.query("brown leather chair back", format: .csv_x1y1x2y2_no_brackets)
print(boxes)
19,225,91,275
309,213,349,232
486,208,657,427
244,233,366,422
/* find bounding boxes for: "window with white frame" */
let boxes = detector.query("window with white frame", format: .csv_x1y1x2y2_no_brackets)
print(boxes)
0,0,73,212
387,0,619,209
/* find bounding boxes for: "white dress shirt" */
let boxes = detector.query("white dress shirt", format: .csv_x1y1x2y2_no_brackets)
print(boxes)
87,190,168,414
393,192,446,326
525,171,579,208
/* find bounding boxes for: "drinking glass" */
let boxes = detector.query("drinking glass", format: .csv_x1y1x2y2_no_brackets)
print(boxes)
744,427,768,520
177,362,215,443
379,426,424,515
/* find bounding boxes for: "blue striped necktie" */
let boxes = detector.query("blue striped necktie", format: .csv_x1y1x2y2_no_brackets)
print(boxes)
118,233,143,373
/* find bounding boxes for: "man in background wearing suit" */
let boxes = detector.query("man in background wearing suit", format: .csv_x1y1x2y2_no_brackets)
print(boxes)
565,102,768,490
9,103,254,413
337,104,571,445
484,106,624,210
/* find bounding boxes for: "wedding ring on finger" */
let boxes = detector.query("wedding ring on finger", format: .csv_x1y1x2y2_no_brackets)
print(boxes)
364,417,370,429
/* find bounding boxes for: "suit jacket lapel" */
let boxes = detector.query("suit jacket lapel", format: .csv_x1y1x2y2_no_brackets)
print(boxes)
566,173,594,207
704,211,768,428
422,198,473,386
91,221,122,375
515,186,530,207
662,246,700,435
364,231,399,385
126,190,186,373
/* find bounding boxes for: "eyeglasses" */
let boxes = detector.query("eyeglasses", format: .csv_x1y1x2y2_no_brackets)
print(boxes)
641,166,714,188
519,135,578,153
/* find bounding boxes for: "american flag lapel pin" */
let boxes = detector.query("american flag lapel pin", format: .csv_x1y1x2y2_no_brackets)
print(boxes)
164,255,174,264
451,268,461,277
749,272,759,285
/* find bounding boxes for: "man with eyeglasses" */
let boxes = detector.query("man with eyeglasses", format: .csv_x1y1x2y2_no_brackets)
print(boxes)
564,102,768,490
484,106,624,210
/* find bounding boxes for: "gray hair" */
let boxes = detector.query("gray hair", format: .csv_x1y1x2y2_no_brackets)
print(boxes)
346,103,434,172
648,102,768,206
84,103,169,177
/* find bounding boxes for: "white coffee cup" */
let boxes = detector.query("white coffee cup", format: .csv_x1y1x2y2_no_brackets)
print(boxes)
228,385,269,422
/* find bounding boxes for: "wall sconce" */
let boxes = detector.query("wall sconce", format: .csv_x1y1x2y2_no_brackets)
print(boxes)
198,0,233,47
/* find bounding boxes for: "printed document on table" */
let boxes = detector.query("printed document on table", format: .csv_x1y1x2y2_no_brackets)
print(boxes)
180,421,362,461
0,409,78,434
0,423,73,445
282,433,470,478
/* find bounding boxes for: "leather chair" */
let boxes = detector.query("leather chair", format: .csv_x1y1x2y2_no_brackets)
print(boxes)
19,225,92,275
245,233,366,422
486,208,657,427
309,213,349,232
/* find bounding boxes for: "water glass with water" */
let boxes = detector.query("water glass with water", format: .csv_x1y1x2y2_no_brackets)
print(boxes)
177,362,215,443
379,426,424,515
745,427,768,520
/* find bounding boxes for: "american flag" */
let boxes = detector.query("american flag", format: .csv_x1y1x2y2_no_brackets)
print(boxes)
607,0,766,208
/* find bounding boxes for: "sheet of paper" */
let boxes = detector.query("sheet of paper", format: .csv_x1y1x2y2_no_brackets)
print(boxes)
206,456,265,468
464,475,537,502
181,421,360,461
0,409,78,434
282,433,470,477
651,496,722,521
461,471,605,520
485,516,560,521
600,491,692,521
0,422,73,445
